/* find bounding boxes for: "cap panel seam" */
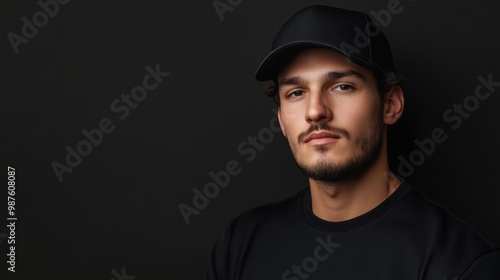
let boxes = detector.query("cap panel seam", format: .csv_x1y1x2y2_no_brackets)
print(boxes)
362,13,374,65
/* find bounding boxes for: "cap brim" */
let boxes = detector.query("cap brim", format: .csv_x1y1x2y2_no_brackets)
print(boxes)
254,41,380,82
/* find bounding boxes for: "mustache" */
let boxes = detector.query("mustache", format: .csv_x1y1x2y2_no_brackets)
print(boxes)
298,122,350,143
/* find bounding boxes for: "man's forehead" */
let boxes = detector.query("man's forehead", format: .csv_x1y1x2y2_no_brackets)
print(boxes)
277,48,374,83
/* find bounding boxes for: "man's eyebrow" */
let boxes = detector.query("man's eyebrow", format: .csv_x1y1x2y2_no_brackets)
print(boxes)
323,70,367,81
278,76,306,87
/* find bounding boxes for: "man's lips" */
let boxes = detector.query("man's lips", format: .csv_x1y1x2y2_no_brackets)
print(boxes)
303,131,341,146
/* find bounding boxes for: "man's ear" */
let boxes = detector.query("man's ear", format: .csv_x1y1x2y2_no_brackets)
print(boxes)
383,86,404,125
277,108,287,138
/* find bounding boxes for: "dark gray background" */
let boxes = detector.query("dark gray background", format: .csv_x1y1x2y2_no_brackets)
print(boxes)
1,0,499,279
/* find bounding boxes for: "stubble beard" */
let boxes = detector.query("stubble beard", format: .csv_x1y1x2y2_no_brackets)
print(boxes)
291,117,384,183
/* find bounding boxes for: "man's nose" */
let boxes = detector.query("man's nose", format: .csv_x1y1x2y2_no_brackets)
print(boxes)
305,90,332,124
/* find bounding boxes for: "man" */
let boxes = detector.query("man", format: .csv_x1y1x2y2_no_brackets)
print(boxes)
206,5,500,280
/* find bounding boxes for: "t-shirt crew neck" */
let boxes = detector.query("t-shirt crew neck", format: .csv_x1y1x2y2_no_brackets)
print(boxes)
301,182,414,232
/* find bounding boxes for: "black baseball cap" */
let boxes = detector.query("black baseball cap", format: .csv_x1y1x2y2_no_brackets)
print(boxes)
255,5,397,81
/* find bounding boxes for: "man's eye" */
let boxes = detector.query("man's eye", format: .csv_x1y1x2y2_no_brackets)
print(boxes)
335,84,353,92
287,90,305,98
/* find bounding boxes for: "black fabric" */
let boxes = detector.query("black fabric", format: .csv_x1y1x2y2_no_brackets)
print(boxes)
254,5,397,81
206,182,500,280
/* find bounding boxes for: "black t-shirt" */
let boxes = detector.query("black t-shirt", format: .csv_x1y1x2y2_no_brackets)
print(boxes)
206,182,500,279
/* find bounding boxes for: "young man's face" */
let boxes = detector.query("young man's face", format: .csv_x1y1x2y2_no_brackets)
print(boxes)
277,48,385,181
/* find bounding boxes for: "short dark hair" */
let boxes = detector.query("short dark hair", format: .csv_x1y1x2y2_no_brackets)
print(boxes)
264,70,405,108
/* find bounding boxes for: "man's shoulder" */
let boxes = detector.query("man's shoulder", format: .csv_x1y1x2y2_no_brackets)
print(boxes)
399,183,499,272
407,185,491,238
225,188,307,234
401,183,495,244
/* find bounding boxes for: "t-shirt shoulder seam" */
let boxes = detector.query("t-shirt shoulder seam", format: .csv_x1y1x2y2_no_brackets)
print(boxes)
413,186,498,248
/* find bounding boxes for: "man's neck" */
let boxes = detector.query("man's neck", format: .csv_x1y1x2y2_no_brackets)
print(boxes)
309,161,400,222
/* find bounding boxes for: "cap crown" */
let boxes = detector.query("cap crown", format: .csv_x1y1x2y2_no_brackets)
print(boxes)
255,5,396,81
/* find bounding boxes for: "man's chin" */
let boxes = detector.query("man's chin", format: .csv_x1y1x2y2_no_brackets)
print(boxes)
298,152,346,167
296,153,373,182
